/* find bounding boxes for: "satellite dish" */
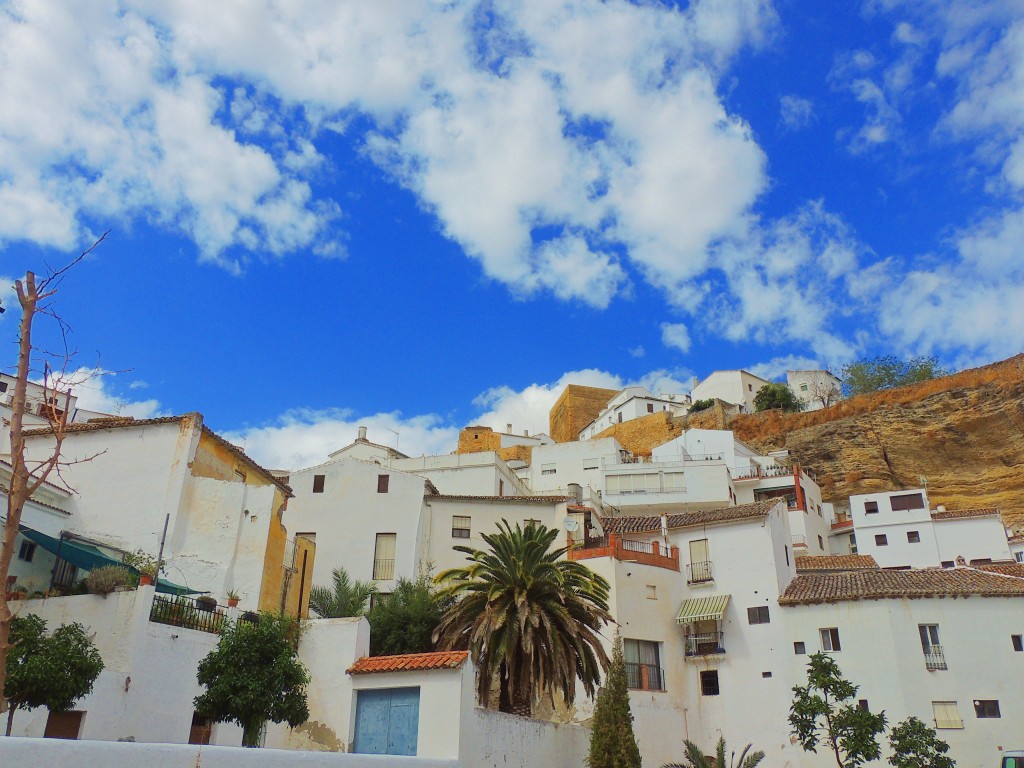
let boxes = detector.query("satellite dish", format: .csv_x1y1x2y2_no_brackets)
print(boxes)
564,518,579,532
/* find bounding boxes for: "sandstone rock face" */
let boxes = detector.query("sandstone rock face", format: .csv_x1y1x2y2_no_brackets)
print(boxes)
549,385,619,443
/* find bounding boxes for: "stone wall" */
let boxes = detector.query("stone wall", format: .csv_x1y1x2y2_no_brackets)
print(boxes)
548,385,618,443
457,426,501,454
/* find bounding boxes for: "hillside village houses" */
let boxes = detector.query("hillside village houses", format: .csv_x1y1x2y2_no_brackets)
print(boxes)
1,378,1022,767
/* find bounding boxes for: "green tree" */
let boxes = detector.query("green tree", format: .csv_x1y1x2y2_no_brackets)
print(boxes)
588,633,640,768
888,716,955,768
308,567,377,618
789,652,887,768
840,355,947,396
4,614,104,736
367,574,453,656
662,736,765,768
754,383,803,413
688,398,715,414
434,521,612,715
195,614,309,747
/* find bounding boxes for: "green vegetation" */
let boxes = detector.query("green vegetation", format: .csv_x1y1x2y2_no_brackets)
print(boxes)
688,398,715,414
367,574,452,656
434,521,611,714
195,613,309,747
309,567,377,618
840,355,947,397
661,736,765,768
754,382,803,413
587,634,641,768
4,614,104,736
84,565,136,595
789,652,887,768
887,716,956,768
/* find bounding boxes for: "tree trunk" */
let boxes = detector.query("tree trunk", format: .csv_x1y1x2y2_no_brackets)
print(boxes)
5,702,17,736
242,719,264,748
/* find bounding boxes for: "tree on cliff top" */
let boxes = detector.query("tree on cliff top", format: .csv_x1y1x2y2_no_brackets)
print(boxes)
840,355,947,397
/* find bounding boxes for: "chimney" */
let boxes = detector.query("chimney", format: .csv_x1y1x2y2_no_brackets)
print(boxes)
692,376,699,389
506,423,513,433
357,426,367,442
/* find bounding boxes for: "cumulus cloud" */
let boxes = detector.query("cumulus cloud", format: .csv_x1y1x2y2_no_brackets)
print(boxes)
779,95,815,131
46,367,165,419
748,354,822,382
660,322,692,354
829,50,903,153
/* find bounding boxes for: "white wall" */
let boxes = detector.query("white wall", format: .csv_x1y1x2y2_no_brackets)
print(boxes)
690,371,767,413
524,438,623,495
460,708,590,768
786,370,842,412
392,453,529,497
933,516,1012,565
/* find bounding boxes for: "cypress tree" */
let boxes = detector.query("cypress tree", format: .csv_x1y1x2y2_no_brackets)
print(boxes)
588,632,642,768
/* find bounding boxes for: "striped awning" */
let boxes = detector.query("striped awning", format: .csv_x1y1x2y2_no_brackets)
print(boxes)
676,594,731,624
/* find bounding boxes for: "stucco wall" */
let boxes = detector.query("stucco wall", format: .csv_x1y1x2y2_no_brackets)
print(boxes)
459,708,590,768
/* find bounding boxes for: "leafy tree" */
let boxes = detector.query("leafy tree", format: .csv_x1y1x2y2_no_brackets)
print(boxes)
195,613,309,747
754,383,803,413
4,614,104,736
367,574,452,656
888,716,956,768
587,633,640,768
434,521,612,715
790,652,887,768
662,736,765,768
688,398,715,414
308,567,377,618
840,355,947,396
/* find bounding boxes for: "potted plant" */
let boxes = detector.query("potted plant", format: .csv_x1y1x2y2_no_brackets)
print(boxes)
123,549,160,585
196,595,218,612
226,589,240,608
5,584,28,601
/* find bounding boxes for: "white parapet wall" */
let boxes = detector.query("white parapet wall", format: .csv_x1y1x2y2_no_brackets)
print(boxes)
0,739,458,768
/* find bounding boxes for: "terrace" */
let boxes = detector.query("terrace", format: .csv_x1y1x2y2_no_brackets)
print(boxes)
567,533,679,571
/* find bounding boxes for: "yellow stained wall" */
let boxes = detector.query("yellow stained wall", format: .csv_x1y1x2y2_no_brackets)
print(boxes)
457,425,501,454
280,535,316,619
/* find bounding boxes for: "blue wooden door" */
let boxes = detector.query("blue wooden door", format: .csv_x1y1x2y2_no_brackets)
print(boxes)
353,687,420,756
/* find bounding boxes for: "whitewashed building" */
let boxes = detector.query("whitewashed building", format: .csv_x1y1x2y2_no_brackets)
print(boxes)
786,369,843,411
577,387,690,440
689,370,769,413
1010,532,1024,563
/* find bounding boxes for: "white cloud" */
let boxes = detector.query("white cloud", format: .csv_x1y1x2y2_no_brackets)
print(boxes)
829,50,903,153
747,354,821,382
660,322,692,354
47,367,164,419
0,275,16,319
779,95,815,131
629,345,645,358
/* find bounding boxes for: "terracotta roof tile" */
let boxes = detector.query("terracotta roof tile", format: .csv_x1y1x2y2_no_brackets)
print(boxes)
429,494,573,504
795,555,879,572
347,651,469,675
976,563,1024,579
601,499,780,534
931,507,1001,521
780,567,1024,605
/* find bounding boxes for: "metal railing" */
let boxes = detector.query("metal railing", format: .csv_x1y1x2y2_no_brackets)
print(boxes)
687,560,714,584
624,662,665,691
150,594,226,635
621,539,655,555
282,538,297,571
924,645,948,671
685,631,724,657
372,558,395,580
762,465,793,477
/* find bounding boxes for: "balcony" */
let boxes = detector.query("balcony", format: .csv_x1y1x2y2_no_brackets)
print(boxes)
568,534,679,572
924,645,947,671
625,662,666,691
685,631,725,658
686,560,713,584
372,558,395,580
831,512,853,530
149,594,226,635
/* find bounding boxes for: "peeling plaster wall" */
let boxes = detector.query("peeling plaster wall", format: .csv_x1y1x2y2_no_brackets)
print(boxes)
458,708,590,768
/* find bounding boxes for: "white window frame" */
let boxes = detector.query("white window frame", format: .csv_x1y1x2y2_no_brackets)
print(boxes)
820,627,841,652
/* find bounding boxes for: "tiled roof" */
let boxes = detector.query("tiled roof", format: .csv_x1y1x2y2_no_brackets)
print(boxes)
931,507,1001,521
795,555,879,572
601,499,781,534
1009,533,1024,544
976,563,1024,579
22,414,293,497
779,567,1024,605
429,494,573,504
347,651,469,675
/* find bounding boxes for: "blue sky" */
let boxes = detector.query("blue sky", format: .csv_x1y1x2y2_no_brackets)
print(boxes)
2,0,1022,469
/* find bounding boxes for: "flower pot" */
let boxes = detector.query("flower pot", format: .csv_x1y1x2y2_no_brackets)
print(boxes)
139,574,154,586
227,598,239,608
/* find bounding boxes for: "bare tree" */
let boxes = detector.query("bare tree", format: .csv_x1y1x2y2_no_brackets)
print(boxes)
806,375,841,409
0,233,106,707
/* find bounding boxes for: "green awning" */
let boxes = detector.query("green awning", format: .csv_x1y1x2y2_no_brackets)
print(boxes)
153,578,204,596
676,594,731,624
20,528,127,573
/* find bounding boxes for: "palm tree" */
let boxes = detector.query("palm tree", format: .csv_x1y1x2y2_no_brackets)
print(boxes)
433,520,612,715
661,737,765,768
308,567,377,618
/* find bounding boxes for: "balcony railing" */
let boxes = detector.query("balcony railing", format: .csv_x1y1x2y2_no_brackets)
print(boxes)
685,631,724,657
924,645,948,671
372,558,395,580
150,594,226,635
831,512,853,530
625,662,665,691
686,560,713,584
621,538,656,555
568,534,679,572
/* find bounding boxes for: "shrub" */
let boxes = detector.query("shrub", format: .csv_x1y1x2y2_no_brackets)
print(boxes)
84,566,136,595
688,398,715,414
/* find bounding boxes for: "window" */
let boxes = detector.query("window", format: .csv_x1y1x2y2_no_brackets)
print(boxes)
1011,634,1022,652
498,479,504,496
849,534,858,554
762,671,772,678
647,403,654,413
373,533,396,580
377,474,389,493
907,530,921,543
820,627,841,652
617,412,623,423
700,670,720,696
583,458,599,470
646,585,657,600
189,712,213,745
890,492,925,511
688,538,712,583
858,699,870,712
17,540,35,563
368,592,392,611
662,472,685,492
817,535,824,550
865,501,879,514
541,463,556,475
748,383,753,392
312,474,325,493
932,701,963,729
747,606,770,625
1016,551,1024,563
794,641,806,655
0,381,7,392
973,699,1000,718
452,516,471,539
524,518,542,527
919,624,940,651
607,473,659,494
875,534,888,546
941,560,954,568
623,639,664,691
800,383,809,391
